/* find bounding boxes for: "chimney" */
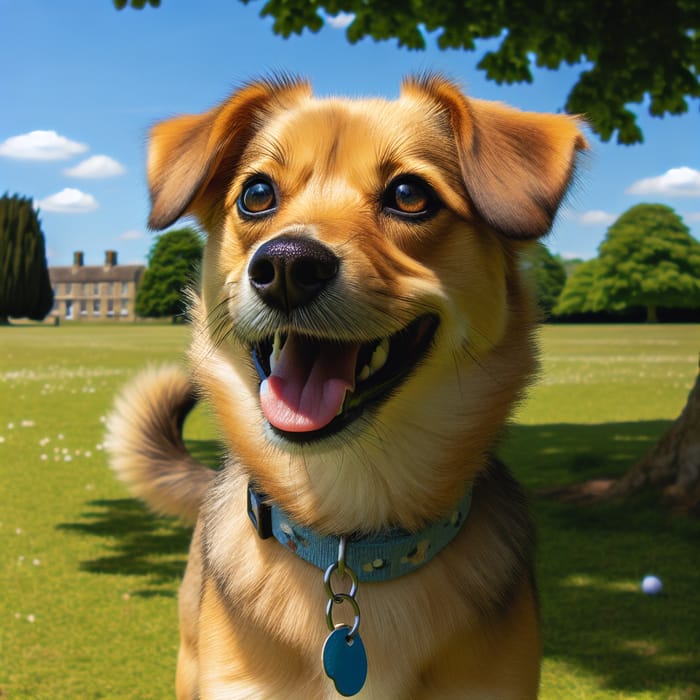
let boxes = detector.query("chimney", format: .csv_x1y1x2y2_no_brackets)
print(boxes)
73,251,84,271
104,250,118,268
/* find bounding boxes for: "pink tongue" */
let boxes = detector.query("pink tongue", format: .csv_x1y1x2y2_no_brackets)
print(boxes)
260,334,360,432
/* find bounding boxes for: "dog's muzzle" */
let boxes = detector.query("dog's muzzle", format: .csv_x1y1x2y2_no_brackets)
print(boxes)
247,234,438,441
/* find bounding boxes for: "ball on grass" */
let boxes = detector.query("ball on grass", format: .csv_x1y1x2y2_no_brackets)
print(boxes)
641,575,663,595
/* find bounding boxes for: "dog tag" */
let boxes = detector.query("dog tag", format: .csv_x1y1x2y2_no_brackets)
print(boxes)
322,626,367,697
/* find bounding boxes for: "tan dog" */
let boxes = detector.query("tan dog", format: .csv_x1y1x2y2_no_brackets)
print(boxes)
107,75,586,699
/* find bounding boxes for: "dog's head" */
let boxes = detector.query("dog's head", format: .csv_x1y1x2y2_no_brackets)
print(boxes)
147,75,586,531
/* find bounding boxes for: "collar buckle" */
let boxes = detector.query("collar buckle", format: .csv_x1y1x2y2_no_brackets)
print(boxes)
247,484,272,539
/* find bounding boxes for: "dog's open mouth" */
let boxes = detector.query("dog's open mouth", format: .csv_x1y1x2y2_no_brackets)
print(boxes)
252,314,438,441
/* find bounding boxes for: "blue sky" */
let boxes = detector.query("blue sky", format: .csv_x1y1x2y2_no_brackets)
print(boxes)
1,0,698,266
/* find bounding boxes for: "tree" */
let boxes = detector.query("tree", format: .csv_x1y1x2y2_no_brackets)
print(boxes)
114,0,700,145
135,227,203,320
589,204,700,322
0,193,54,325
552,258,599,318
609,360,700,514
522,242,567,319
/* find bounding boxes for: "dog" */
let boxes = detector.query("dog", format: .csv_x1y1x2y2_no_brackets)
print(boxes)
106,74,586,699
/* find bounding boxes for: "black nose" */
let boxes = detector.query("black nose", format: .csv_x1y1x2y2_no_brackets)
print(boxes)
248,235,339,313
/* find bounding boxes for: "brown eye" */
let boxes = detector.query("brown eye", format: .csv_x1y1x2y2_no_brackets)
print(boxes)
383,176,440,219
239,178,277,216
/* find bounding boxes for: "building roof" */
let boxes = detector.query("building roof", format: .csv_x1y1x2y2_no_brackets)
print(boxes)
49,264,145,284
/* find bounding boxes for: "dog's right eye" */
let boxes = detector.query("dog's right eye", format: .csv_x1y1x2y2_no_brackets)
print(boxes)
238,179,277,217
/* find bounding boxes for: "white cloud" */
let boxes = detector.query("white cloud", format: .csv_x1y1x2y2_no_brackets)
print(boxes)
626,167,700,197
0,130,88,160
326,12,354,29
37,188,98,213
64,155,125,178
575,210,617,226
119,229,145,241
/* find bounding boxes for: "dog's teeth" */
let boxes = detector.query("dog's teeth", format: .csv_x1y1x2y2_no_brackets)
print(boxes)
270,332,283,372
336,389,349,416
357,365,370,382
369,337,389,374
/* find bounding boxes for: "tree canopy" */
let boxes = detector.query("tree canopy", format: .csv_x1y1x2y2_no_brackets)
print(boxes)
135,227,204,320
555,204,700,322
553,258,600,318
522,242,567,319
0,193,54,324
114,0,700,145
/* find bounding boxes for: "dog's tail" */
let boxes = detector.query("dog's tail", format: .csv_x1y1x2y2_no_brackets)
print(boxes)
105,364,216,523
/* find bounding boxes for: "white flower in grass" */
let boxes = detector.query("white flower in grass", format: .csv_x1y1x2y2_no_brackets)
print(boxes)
20,420,35,428
26,614,35,623
40,454,48,461
85,450,92,458
57,433,64,440
63,455,72,462
7,422,14,429
32,559,40,566
0,436,5,444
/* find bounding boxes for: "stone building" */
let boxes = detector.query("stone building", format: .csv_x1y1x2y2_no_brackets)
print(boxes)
49,251,145,321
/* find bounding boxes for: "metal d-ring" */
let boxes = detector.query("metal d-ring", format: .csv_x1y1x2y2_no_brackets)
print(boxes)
325,593,361,640
324,560,359,600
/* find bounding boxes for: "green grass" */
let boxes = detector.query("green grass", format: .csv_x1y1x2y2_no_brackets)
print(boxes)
1,323,698,699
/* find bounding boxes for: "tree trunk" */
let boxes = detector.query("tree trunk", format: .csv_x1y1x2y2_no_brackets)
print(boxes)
646,304,658,323
611,357,700,513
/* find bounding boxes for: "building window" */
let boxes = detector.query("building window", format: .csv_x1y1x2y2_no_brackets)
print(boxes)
93,283,100,296
120,298,129,316
107,299,114,317
65,300,73,319
93,300,100,316
107,282,114,295
80,300,87,316
121,282,129,296
64,282,72,295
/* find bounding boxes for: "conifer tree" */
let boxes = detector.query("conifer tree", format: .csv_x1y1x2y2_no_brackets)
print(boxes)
0,193,54,324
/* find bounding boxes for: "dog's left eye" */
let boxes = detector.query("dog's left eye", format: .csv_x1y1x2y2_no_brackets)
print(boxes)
383,176,439,219
238,178,277,216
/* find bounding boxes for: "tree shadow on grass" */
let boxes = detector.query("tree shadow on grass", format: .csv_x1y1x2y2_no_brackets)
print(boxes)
501,421,700,696
58,438,222,598
501,420,672,491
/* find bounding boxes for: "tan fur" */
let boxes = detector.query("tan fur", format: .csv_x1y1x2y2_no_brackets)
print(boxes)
107,74,586,698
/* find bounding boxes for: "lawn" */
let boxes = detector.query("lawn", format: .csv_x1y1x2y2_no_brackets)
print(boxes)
1,323,698,699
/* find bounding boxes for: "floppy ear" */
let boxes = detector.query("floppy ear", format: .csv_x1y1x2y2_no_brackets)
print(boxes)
403,76,587,239
147,78,311,230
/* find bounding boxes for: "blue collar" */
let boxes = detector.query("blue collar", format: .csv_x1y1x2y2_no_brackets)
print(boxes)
247,483,473,583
